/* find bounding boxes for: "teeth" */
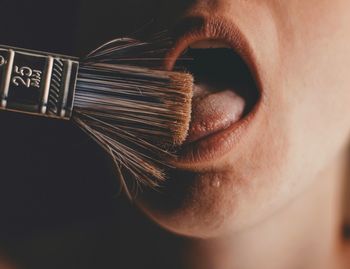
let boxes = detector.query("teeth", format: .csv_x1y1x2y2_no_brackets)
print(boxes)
189,39,231,49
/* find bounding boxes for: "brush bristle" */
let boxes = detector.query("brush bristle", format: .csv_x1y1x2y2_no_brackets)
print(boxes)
71,37,193,198
168,72,193,144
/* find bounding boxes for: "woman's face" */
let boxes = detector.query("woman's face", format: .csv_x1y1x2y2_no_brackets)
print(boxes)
84,0,350,237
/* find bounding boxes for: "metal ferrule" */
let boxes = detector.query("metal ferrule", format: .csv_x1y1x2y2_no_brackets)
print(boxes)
0,45,79,119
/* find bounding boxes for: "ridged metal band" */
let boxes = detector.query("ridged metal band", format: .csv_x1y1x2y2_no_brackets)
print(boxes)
0,45,79,119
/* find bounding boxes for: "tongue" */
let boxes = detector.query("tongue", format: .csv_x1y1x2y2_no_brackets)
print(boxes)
179,48,252,143
186,84,245,143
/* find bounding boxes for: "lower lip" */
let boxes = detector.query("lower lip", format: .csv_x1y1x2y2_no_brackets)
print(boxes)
173,101,260,168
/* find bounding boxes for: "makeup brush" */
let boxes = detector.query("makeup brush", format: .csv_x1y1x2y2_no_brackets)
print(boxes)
0,38,193,198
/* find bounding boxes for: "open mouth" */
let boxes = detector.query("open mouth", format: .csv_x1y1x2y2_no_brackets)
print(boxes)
165,19,262,167
179,40,260,143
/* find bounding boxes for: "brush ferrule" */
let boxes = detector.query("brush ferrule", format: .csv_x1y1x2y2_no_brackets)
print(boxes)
0,45,79,119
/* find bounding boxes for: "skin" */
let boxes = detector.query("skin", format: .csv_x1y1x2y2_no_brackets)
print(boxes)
78,0,350,268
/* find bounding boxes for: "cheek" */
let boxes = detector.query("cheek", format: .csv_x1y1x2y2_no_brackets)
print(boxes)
276,14,350,182
256,0,350,200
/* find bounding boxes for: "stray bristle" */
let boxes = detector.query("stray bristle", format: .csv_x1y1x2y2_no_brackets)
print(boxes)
72,37,193,198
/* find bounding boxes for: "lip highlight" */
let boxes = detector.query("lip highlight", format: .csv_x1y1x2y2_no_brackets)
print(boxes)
165,16,263,168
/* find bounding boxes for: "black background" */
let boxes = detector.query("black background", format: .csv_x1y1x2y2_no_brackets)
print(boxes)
0,1,185,268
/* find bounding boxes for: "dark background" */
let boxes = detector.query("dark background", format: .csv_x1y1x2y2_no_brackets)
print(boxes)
0,1,186,268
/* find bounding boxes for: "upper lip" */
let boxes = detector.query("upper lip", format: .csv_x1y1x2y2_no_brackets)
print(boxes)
165,16,260,84
164,16,263,169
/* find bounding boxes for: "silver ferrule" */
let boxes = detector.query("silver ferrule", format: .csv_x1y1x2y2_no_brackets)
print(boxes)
0,45,79,119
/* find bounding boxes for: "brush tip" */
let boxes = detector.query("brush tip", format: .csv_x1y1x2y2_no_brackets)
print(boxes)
169,72,193,145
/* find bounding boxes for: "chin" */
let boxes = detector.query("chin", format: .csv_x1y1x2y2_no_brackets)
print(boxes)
136,170,243,238
135,141,289,239
134,118,301,238
134,154,311,239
